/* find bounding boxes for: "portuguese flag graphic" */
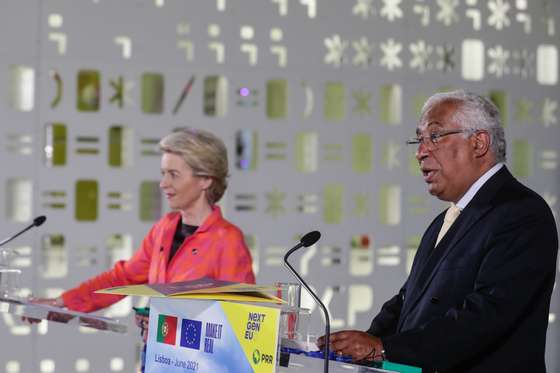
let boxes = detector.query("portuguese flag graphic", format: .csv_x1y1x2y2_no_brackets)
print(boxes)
156,314,178,345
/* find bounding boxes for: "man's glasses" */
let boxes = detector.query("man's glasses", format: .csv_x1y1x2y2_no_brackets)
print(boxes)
406,128,476,149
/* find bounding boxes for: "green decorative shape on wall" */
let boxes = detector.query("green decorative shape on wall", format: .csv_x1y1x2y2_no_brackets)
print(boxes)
514,98,533,123
353,193,369,217
77,70,100,112
295,132,318,173
265,188,287,217
323,184,344,224
204,75,228,117
379,84,402,125
139,181,162,221
352,133,372,173
488,90,507,127
352,90,373,116
141,72,164,113
511,139,533,178
46,123,67,166
379,184,401,225
108,126,123,167
324,82,345,121
75,180,98,221
266,79,287,119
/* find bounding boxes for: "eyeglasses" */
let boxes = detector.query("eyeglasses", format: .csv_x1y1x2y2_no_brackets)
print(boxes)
406,128,476,149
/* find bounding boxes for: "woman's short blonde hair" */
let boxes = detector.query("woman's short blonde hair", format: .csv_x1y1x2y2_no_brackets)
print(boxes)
159,127,229,204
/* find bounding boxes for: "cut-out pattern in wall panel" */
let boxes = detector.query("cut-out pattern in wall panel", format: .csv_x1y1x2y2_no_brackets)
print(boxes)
0,0,558,371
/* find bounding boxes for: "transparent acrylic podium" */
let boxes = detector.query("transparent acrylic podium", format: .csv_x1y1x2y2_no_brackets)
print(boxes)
278,354,394,373
0,297,127,333
275,283,390,373
0,246,126,334
276,304,390,373
0,247,21,299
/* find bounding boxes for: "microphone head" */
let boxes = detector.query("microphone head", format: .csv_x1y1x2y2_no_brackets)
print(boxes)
33,215,47,227
300,231,321,247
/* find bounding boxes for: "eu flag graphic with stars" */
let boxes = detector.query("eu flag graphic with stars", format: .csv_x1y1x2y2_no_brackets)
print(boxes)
180,318,202,350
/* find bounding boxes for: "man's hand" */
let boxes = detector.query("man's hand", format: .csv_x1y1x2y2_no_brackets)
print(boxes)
317,330,384,362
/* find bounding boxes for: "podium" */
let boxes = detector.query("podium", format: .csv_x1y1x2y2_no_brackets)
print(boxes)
0,297,127,333
279,353,402,373
145,297,281,372
144,297,421,373
98,279,421,373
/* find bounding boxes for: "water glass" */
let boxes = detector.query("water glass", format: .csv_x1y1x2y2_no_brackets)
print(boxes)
275,282,301,339
0,268,22,299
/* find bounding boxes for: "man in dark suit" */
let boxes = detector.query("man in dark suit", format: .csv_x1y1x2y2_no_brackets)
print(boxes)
318,91,558,372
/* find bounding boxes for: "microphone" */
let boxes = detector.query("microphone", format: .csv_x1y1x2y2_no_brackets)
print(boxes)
284,230,321,257
0,215,47,247
283,231,331,373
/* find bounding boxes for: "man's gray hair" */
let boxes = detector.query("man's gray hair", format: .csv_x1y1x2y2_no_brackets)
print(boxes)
421,90,506,162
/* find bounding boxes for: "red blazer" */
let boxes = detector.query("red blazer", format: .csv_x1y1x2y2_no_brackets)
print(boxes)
62,206,255,312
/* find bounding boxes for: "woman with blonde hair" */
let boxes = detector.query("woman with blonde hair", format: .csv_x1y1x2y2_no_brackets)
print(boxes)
32,128,255,347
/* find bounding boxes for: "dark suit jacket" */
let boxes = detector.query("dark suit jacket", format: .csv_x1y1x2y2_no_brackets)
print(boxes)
367,167,558,372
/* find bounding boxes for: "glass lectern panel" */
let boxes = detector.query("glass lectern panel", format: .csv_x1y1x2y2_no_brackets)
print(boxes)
0,297,126,333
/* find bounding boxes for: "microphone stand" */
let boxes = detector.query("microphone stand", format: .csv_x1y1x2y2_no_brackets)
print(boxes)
0,216,47,247
284,243,330,373
0,223,36,247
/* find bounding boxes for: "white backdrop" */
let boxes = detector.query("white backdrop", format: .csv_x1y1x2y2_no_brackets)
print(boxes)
0,1,558,372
